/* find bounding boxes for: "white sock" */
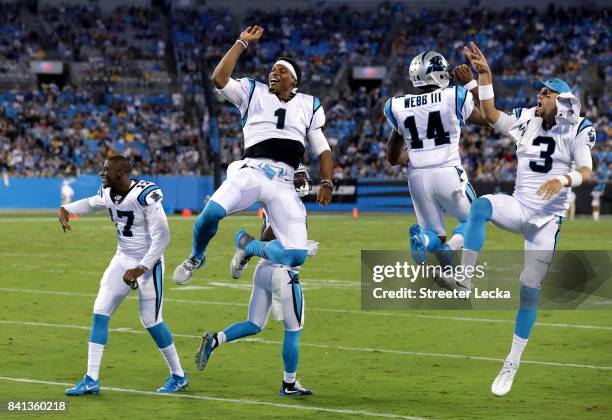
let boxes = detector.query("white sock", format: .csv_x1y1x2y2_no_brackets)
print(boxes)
87,342,105,381
593,211,600,221
284,371,296,384
446,234,464,250
461,248,479,267
159,343,184,377
215,331,227,348
506,334,528,364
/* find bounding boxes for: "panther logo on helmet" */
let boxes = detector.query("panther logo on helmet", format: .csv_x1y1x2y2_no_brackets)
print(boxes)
409,51,451,89
426,56,446,74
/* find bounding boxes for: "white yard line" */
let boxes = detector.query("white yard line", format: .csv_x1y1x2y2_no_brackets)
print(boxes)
0,214,349,223
1,287,611,331
0,376,424,420
1,319,610,371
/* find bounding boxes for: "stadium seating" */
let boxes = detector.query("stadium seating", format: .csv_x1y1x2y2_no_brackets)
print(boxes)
0,2,609,179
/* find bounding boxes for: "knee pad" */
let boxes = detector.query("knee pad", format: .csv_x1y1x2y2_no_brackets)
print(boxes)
519,267,545,289
470,198,493,221
518,284,540,309
140,311,162,329
200,200,226,225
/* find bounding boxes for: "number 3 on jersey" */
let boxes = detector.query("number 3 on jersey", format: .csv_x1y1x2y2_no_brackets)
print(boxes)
529,136,556,173
109,209,135,237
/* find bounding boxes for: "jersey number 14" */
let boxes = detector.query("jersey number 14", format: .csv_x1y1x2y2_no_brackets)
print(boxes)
403,111,450,149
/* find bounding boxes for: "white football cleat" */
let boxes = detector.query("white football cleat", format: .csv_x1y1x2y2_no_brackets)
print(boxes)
434,273,472,293
173,256,203,285
230,248,251,279
491,360,519,397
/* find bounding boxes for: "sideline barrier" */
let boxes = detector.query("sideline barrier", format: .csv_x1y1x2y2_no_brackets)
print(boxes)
0,176,607,214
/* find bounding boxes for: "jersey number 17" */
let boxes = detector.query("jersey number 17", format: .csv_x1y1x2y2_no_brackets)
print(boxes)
109,209,135,237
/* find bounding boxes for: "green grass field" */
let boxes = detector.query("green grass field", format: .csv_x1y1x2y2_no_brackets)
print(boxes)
1,213,611,419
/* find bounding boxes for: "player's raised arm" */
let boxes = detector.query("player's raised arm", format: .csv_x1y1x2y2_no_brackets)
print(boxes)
211,26,264,89
453,64,488,126
464,42,501,125
453,64,479,101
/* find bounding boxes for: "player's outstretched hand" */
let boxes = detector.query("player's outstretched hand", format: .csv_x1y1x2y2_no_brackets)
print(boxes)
123,267,146,289
239,26,264,44
316,181,333,207
453,64,474,86
536,178,563,200
58,207,72,232
464,42,491,75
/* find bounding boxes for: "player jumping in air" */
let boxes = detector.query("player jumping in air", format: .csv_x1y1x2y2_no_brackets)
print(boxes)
460,42,594,396
384,52,487,267
59,155,188,395
195,166,317,396
173,25,333,285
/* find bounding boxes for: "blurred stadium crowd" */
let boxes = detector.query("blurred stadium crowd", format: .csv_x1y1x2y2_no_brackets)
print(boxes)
0,1,609,180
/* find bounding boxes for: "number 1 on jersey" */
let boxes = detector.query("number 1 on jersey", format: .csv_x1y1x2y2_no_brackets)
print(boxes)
274,108,286,129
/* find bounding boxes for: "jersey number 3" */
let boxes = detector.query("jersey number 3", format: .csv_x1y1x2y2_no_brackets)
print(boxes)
403,111,450,149
529,136,556,173
109,209,135,237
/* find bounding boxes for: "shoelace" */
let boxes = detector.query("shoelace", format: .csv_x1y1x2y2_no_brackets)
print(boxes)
164,376,181,388
238,255,250,267
184,258,199,271
500,362,516,375
293,381,307,392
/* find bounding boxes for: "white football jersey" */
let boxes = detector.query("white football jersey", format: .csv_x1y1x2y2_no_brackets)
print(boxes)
384,85,474,169
218,78,325,149
65,179,169,267
496,107,596,215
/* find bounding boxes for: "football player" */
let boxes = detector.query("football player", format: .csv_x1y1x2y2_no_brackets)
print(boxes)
195,165,316,396
384,52,487,266
460,42,594,396
173,26,333,285
591,164,609,221
58,155,187,395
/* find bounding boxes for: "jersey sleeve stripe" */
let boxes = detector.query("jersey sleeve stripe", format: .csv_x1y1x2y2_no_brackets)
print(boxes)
241,78,257,127
307,97,322,131
576,118,593,136
137,185,160,206
384,98,399,130
455,85,467,126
